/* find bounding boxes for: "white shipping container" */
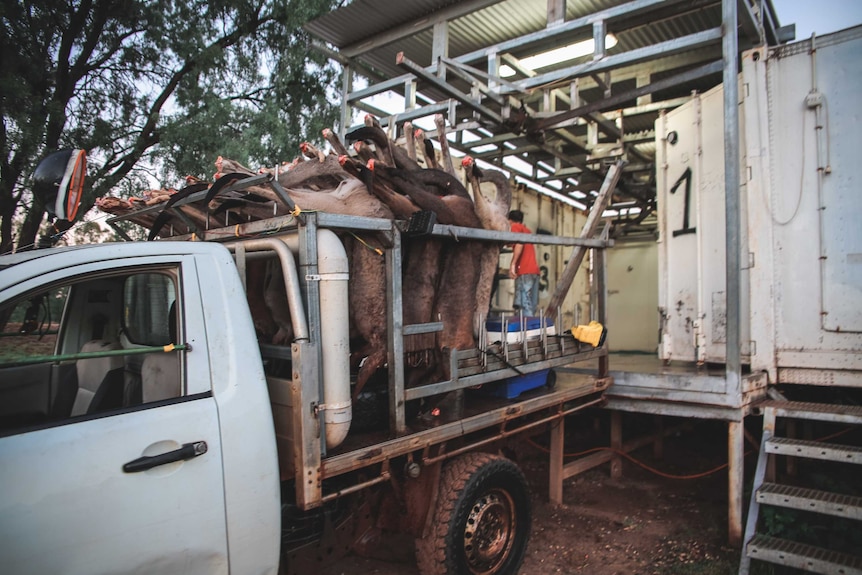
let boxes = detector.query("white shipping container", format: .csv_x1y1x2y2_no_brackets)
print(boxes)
655,25,862,385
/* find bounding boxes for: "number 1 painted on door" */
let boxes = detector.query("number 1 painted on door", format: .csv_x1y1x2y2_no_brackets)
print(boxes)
670,167,696,237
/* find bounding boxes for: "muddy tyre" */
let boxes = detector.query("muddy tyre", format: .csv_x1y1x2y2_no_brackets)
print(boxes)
415,453,531,575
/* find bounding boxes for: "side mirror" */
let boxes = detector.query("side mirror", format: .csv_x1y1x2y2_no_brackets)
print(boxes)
32,149,86,225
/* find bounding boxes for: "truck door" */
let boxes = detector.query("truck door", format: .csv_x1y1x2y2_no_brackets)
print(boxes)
0,258,229,575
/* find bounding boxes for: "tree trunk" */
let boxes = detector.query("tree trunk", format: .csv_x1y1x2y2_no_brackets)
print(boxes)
0,200,16,255
17,202,46,252
0,161,25,255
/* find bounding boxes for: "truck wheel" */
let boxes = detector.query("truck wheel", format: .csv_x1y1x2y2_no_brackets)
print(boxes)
415,453,531,575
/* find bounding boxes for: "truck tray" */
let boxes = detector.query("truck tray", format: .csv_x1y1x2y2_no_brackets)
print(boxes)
321,372,610,479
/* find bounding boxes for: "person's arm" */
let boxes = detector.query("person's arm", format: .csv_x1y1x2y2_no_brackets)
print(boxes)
509,243,524,279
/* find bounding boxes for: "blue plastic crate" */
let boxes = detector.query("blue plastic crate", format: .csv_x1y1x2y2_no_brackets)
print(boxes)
488,369,550,399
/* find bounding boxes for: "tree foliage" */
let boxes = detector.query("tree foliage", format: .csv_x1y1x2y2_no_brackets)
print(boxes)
0,0,340,252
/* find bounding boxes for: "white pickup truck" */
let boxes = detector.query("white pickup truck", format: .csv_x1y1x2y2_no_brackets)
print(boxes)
0,211,610,575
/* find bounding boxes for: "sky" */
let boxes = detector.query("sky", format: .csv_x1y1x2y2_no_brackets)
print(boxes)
772,0,862,38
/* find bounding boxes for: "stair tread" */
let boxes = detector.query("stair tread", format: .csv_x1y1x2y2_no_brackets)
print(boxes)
758,483,862,518
742,401,862,574
747,534,862,573
766,437,862,463
759,400,862,423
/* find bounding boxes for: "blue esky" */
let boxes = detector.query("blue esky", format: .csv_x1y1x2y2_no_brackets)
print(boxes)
772,0,862,38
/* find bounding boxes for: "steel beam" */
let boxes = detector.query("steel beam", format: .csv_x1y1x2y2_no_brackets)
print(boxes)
724,1,744,552
516,28,723,92
737,0,762,45
439,58,507,105
548,0,565,26
395,52,503,124
723,0,742,401
386,228,406,434
536,60,722,131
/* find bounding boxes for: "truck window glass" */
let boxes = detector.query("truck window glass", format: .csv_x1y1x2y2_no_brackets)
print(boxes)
0,287,69,431
123,273,176,346
0,269,183,436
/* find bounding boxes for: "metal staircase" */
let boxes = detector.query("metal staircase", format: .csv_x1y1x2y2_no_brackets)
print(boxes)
740,401,862,575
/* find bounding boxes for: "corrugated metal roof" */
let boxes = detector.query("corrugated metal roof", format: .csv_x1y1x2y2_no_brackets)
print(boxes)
307,0,723,61
306,0,467,48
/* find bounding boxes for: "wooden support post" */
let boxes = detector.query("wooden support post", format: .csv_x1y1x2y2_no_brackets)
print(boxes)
728,420,744,547
610,411,622,479
549,418,564,505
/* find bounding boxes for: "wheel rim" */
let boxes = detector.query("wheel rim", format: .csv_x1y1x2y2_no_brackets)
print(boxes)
463,488,516,574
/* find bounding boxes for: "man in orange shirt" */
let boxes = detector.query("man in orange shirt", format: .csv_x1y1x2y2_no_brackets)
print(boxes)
507,210,540,316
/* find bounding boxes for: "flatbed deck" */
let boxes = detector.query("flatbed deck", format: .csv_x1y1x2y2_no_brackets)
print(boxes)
322,371,609,480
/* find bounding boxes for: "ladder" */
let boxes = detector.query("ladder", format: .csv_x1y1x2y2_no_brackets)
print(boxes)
740,400,862,575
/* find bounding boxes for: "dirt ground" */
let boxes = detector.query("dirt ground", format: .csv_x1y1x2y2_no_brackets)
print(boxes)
321,418,744,575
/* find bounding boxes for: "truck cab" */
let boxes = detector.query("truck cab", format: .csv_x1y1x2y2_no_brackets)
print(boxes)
0,242,280,575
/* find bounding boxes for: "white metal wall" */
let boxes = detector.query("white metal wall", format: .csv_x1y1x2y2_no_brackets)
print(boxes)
743,27,862,385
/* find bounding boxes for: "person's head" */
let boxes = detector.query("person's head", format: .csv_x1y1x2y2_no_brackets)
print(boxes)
508,209,524,223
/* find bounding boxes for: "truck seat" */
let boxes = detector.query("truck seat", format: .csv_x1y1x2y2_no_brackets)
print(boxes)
141,353,180,403
141,303,181,403
70,340,125,416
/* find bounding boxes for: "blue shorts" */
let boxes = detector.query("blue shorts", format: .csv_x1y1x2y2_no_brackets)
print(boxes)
513,274,539,316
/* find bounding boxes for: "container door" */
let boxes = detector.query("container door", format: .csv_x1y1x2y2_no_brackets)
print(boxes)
657,96,702,362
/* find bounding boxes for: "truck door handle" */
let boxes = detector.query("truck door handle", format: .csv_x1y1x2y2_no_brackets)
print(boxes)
122,441,208,473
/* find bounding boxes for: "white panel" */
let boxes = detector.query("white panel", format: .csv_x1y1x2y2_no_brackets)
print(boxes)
607,240,659,352
743,27,862,377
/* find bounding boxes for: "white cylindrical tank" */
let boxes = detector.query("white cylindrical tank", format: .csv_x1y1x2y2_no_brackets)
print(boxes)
277,231,351,449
